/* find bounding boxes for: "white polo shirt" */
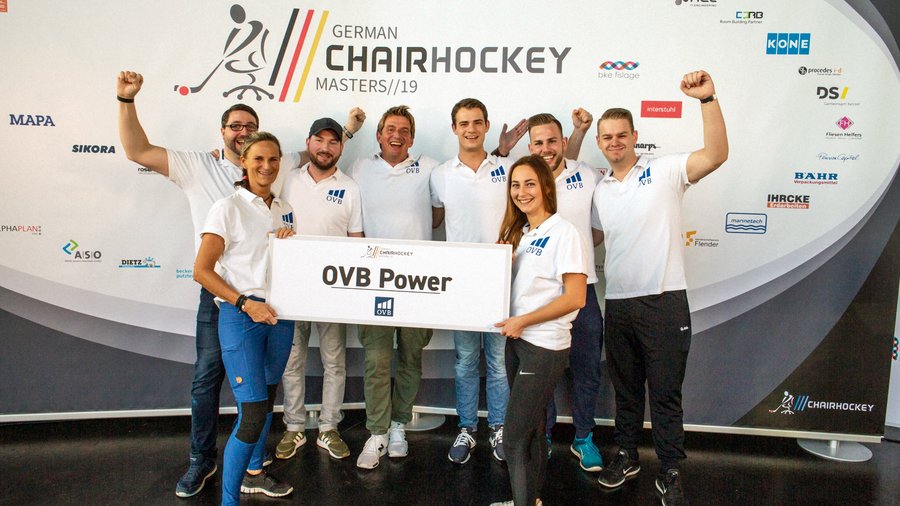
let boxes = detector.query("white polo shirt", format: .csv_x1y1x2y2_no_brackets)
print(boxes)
350,153,437,240
201,188,295,299
430,154,513,243
591,153,691,299
555,159,604,284
168,149,302,251
511,214,587,350
280,163,364,236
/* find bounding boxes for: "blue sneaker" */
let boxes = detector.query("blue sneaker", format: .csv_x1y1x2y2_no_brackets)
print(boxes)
175,456,217,497
571,435,603,472
448,427,476,464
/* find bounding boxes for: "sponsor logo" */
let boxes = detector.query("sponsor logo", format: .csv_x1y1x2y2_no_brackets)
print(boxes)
9,114,55,126
564,172,584,190
1,224,42,235
490,166,507,183
798,66,842,76
817,86,859,106
767,194,809,209
405,160,421,174
816,86,848,100
326,189,345,204
0,1,7,13
634,142,660,153
525,236,549,256
136,167,156,175
597,60,640,80
825,117,862,140
361,245,413,259
769,390,875,415
893,336,898,361
722,11,763,24
374,296,394,317
675,0,717,6
281,211,294,229
62,239,102,263
641,101,682,118
766,33,811,55
638,167,652,186
683,230,720,247
817,152,859,162
176,268,193,279
794,171,838,185
119,257,161,269
72,145,116,154
725,213,767,234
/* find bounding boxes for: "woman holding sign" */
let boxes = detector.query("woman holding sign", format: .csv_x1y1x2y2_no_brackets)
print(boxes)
193,132,296,506
493,154,588,506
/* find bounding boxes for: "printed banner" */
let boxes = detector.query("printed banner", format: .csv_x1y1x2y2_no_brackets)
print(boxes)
268,236,511,331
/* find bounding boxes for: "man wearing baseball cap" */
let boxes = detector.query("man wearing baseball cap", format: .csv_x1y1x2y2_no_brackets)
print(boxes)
277,117,364,461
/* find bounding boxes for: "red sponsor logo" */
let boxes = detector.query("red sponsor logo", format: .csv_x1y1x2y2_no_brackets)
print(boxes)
641,101,682,118
0,0,8,13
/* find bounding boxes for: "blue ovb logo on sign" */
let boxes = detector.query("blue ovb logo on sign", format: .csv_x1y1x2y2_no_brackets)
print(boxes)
375,297,394,317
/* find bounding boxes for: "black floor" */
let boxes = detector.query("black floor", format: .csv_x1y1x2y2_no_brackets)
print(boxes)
1,410,899,506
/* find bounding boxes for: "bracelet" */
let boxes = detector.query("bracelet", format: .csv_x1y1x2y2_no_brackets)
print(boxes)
117,96,135,103
235,294,248,313
343,127,354,139
700,94,717,104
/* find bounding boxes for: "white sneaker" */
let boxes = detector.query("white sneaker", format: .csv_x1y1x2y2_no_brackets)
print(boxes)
388,421,408,458
356,434,388,469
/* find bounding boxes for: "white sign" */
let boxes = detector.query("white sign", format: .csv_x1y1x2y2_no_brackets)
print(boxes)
267,236,511,331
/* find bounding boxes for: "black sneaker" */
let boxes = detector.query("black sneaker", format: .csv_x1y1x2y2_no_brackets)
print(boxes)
448,427,476,464
597,449,640,489
175,456,217,497
489,424,505,462
240,471,293,497
655,469,687,506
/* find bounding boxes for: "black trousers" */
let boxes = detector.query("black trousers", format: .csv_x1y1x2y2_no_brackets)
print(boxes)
504,338,568,506
604,290,691,468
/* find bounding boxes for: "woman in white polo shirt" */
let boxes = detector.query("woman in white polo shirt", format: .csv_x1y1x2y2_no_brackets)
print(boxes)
493,154,588,506
193,132,296,506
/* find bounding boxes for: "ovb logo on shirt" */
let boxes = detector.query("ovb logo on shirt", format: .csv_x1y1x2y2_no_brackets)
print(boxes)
406,160,421,174
326,189,345,204
638,167,652,186
525,237,549,256
491,166,507,183
374,296,394,317
565,172,584,190
281,212,295,230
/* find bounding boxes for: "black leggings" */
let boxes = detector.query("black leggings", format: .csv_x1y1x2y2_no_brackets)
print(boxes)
504,338,568,506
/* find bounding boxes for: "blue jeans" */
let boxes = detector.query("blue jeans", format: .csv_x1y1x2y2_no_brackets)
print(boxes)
546,284,604,438
453,330,509,428
190,287,226,460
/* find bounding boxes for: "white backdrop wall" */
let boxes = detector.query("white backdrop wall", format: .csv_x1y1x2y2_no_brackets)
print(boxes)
1,0,898,439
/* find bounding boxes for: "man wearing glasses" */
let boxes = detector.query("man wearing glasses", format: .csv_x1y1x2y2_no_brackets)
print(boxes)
116,70,365,499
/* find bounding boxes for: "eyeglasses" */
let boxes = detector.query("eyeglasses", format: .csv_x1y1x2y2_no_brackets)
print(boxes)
225,123,259,132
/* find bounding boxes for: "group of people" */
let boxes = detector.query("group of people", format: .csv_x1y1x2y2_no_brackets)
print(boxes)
117,67,727,506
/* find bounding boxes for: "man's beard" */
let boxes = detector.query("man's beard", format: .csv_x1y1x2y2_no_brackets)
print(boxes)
310,152,338,171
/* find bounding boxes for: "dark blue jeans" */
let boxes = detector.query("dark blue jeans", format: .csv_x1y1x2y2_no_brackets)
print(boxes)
190,287,226,460
546,283,604,438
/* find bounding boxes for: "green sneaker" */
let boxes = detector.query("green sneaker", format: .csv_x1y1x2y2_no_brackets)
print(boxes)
276,430,306,460
317,429,350,459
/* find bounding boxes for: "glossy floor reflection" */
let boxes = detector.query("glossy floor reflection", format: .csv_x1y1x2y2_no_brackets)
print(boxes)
1,410,898,505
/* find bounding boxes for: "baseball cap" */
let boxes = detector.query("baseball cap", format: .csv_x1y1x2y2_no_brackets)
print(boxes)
308,117,343,139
